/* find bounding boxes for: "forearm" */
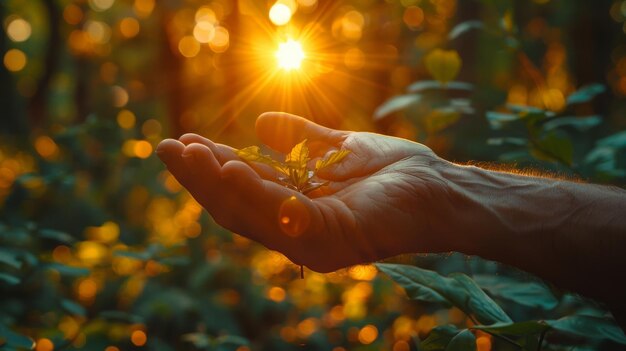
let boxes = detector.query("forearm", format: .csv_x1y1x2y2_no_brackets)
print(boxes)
442,163,626,308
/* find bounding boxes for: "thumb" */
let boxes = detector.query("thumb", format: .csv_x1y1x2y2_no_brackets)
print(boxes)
255,112,347,154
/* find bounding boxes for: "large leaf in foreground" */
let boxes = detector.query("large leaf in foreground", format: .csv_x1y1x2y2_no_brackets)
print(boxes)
376,263,511,325
546,315,626,344
473,274,558,310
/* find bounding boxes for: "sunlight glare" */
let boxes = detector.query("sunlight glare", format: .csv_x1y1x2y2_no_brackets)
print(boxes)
276,39,305,70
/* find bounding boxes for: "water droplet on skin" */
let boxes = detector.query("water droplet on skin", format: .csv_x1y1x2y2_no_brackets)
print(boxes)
278,196,310,237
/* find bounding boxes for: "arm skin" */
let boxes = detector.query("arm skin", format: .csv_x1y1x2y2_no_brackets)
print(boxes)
156,112,626,321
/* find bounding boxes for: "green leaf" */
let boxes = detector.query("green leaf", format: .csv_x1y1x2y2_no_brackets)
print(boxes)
0,326,34,350
598,130,626,148
472,321,551,336
566,83,605,105
487,137,527,146
0,249,22,269
376,263,451,306
44,263,90,277
376,263,512,324
486,111,518,129
236,146,288,174
407,81,474,93
424,108,461,134
531,132,574,165
546,315,626,344
448,20,484,40
0,273,20,285
374,94,421,120
542,116,602,132
39,229,76,244
315,149,351,172
419,325,459,351
61,299,86,317
450,274,513,325
445,329,475,351
473,275,558,310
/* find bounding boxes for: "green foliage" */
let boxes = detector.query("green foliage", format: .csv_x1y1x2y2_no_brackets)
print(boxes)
2,0,626,350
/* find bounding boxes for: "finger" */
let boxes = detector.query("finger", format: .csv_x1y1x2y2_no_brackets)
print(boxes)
179,133,238,165
220,160,326,257
256,112,347,154
156,139,193,186
181,143,221,192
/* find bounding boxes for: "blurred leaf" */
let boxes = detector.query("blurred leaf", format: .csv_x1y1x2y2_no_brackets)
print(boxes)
566,84,605,105
374,94,421,120
473,275,558,310
0,273,20,286
487,137,527,146
531,132,574,165
597,130,626,148
99,311,144,324
61,299,86,317
182,333,211,348
546,315,626,344
472,320,550,336
418,325,459,351
506,104,554,117
376,263,512,324
0,249,22,269
0,326,34,350
445,329,475,351
448,20,484,40
486,111,518,129
114,250,152,261
542,116,602,132
407,81,474,93
44,263,89,277
424,109,461,134
315,149,351,172
39,229,76,244
425,49,462,85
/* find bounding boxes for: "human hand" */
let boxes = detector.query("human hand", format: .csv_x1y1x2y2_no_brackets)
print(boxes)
156,112,467,272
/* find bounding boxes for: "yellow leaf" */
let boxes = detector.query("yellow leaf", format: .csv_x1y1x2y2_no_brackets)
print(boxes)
236,146,288,174
315,149,351,171
285,139,310,167
424,49,462,85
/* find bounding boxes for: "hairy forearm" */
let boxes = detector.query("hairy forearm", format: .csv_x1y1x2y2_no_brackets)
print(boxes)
442,163,626,308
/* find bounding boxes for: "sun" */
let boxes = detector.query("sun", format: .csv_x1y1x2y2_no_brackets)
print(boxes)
276,39,305,71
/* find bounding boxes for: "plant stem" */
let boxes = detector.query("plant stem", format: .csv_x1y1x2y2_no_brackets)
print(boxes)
537,329,547,351
466,315,522,349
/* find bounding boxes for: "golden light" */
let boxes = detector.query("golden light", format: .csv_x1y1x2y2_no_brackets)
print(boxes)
269,3,292,26
276,39,305,71
7,18,32,42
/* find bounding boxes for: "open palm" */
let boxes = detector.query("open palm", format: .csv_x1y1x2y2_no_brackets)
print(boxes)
157,113,458,272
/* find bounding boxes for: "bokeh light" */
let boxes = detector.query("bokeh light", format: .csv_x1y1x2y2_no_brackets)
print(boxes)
269,3,292,26
4,49,27,72
89,0,115,12
119,17,140,39
6,17,32,42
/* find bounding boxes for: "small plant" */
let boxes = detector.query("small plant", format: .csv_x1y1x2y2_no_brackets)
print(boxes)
236,139,350,194
236,140,350,278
